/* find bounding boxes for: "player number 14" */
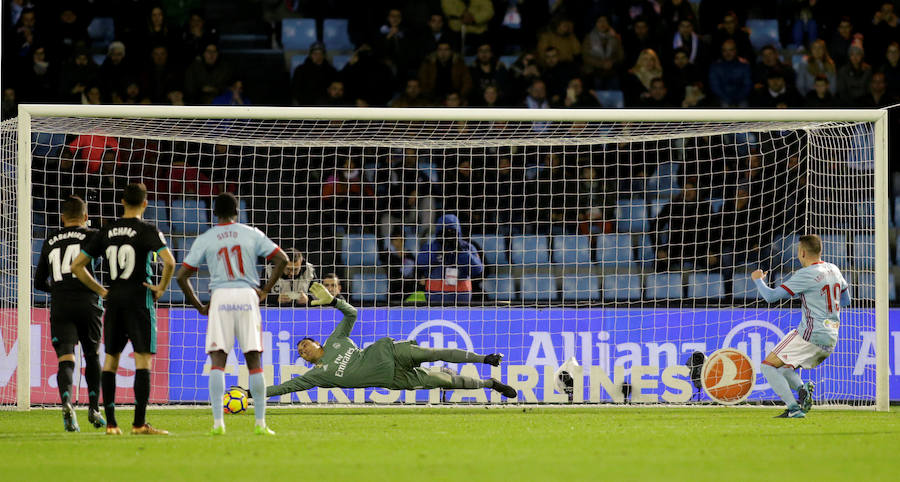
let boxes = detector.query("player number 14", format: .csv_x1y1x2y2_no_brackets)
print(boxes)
218,245,245,279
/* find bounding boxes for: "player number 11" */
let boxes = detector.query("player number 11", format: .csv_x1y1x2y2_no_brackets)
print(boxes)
217,245,245,279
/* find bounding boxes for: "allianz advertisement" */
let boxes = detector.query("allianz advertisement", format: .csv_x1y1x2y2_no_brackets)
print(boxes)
3,308,899,403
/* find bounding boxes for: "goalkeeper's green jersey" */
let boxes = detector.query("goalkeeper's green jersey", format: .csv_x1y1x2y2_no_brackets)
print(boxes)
266,298,396,396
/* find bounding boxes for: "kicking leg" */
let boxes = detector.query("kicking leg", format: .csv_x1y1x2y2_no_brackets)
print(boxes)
761,353,802,418
245,351,274,435
55,348,79,432
209,350,227,435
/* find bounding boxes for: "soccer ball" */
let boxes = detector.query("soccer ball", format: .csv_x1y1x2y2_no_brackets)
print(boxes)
223,389,248,414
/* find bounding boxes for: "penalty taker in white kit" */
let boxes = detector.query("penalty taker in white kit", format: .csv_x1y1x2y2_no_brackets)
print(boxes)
752,234,851,418
244,282,517,400
176,193,289,435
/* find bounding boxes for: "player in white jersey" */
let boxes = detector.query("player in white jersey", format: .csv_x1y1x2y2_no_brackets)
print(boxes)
752,234,851,418
175,193,289,435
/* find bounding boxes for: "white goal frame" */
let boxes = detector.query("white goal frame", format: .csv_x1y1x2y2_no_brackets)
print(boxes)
12,105,891,411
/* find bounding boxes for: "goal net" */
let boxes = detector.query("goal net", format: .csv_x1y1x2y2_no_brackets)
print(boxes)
0,106,890,410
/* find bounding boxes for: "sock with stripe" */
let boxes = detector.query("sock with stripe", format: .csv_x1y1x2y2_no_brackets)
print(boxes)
83,354,102,411
209,367,226,429
761,363,798,410
101,370,118,427
57,360,75,404
249,370,266,427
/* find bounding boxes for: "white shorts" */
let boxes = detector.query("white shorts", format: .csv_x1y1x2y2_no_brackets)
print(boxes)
770,329,833,369
206,287,263,354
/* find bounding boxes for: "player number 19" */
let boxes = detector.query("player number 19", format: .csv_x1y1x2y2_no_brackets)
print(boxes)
821,283,842,313
105,244,136,280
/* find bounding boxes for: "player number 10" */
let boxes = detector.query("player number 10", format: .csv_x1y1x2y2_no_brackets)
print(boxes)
218,245,245,279
821,283,842,313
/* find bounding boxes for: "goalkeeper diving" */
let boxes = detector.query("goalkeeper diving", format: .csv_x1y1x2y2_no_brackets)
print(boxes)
254,282,518,399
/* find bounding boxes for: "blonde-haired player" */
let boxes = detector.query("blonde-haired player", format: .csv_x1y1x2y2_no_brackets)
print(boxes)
752,234,851,418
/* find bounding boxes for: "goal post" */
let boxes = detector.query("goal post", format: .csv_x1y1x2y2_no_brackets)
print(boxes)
2,104,890,411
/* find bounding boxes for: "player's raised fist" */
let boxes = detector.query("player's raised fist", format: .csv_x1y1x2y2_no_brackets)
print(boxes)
309,282,334,306
751,269,767,281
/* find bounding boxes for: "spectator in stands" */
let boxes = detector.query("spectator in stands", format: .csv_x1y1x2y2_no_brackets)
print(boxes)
474,84,502,106
443,157,484,229
624,17,661,68
418,41,472,102
141,45,180,104
391,78,429,107
321,157,376,230
380,232,417,303
82,85,102,105
867,2,900,68
179,9,218,68
531,153,574,233
269,248,315,306
11,7,38,62
804,74,839,107
562,77,601,108
290,43,336,106
708,39,753,107
416,213,483,305
442,0,494,54
881,42,900,97
538,17,581,65
115,81,149,104
167,88,185,105
524,78,549,108
576,165,613,235
508,52,542,101
581,15,624,90
2,88,16,120
789,1,819,50
857,71,899,106
541,46,579,104
469,43,508,103
169,156,216,197
640,77,675,107
751,69,803,108
651,181,714,271
58,47,98,103
660,0,696,40
16,46,56,102
837,45,873,104
141,6,178,58
318,80,352,106
68,134,118,174
341,44,395,106
670,18,707,69
712,187,771,268
624,48,664,106
711,11,755,64
796,39,837,95
99,41,134,103
376,8,413,79
665,48,702,106
829,17,857,68
413,13,454,68
443,92,463,106
681,83,713,108
48,7,88,64
753,45,796,90
212,79,251,105
184,43,231,105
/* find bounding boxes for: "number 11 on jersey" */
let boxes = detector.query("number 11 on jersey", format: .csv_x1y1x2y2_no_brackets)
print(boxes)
217,245,245,279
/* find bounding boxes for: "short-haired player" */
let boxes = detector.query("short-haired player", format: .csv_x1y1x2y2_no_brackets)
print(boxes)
752,234,851,418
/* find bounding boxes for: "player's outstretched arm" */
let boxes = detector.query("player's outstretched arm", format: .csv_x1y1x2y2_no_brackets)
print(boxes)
176,265,208,315
265,372,318,398
144,247,176,301
71,252,107,298
751,269,791,303
310,282,358,338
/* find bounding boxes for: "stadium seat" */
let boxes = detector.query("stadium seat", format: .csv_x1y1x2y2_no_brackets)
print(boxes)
857,272,897,301
195,276,211,303
791,53,805,73
731,272,759,301
645,273,683,300
772,234,799,270
323,18,354,51
593,90,624,108
160,283,185,304
482,275,515,301
33,213,48,239
821,234,849,269
894,197,900,227
332,54,352,71
596,233,634,268
351,272,389,302
552,235,592,267
170,199,209,236
144,200,170,234
509,235,550,265
636,234,655,267
290,54,306,78
561,274,600,301
852,235,875,269
519,274,558,302
281,18,317,51
239,200,250,224
92,54,106,66
176,237,196,264
470,235,508,265
648,198,670,218
31,132,67,158
464,55,476,66
32,239,42,270
342,234,380,267
687,273,725,299
87,17,115,47
615,199,648,233
647,162,679,198
602,274,641,301
746,19,780,50
498,55,518,68
855,199,875,229
709,198,725,213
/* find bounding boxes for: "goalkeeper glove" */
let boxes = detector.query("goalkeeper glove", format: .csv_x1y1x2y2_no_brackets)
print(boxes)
309,282,334,306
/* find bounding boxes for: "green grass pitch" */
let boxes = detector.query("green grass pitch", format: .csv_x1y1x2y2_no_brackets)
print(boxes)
2,406,899,481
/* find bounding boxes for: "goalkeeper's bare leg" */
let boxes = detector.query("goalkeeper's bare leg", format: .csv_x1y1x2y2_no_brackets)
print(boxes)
409,345,504,367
